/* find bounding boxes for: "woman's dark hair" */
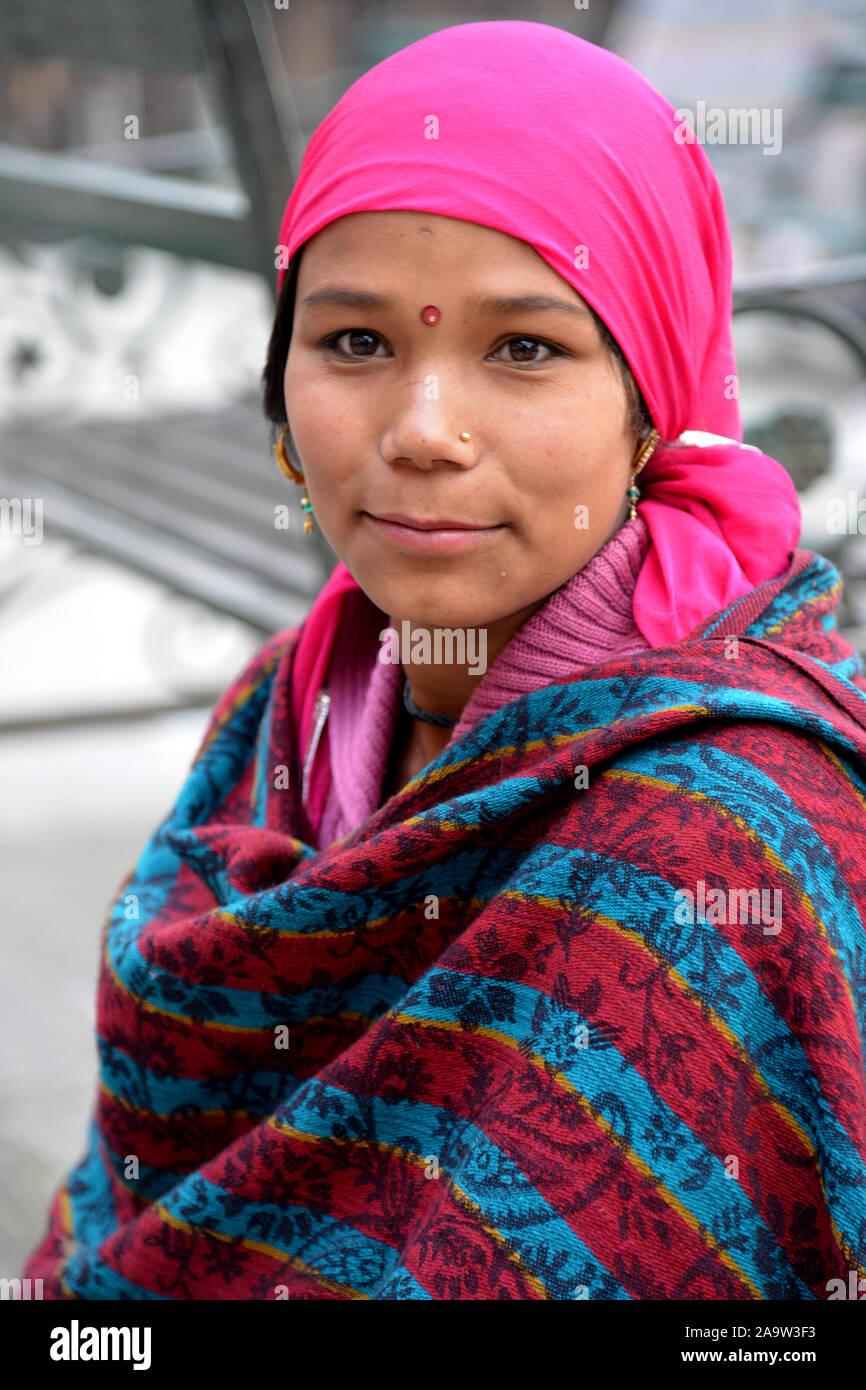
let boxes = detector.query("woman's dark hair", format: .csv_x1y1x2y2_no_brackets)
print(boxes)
262,254,300,444
262,251,654,450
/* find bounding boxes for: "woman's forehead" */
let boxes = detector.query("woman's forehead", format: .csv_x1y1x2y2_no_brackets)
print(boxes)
303,210,536,256
299,212,569,289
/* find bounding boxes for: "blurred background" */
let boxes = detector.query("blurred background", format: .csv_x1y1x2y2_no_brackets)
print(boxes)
2,0,865,1275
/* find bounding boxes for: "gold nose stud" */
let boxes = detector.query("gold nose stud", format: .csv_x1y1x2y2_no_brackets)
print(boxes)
459,432,471,442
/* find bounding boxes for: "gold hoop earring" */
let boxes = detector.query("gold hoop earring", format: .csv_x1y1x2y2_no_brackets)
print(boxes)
273,424,315,533
626,427,660,521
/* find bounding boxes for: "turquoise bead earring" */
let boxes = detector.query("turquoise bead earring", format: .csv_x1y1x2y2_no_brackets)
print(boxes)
273,424,315,533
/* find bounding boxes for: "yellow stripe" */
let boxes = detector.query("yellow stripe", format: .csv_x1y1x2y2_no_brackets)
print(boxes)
153,1201,368,1299
95,692,865,1287
102,953,373,1037
448,1180,550,1298
613,745,866,1285
58,1186,74,1241
198,676,265,756
484,886,866,1282
466,885,831,1161
398,704,712,807
388,1011,764,1299
606,766,861,1024
54,1185,81,1298
267,1116,548,1297
98,1078,260,1125
199,906,348,942
815,738,866,819
761,583,841,639
197,902,439,942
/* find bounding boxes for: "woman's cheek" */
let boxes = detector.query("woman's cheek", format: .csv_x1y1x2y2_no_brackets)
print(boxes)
285,355,338,422
288,386,355,469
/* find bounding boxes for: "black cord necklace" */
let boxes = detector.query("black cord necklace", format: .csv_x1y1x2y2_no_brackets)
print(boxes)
402,676,458,727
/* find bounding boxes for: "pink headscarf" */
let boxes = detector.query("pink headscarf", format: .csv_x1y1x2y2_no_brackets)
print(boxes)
275,20,802,763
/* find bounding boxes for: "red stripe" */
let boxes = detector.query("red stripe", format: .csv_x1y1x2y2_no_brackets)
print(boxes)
97,1089,258,1172
370,639,858,824
207,1125,540,1300
706,721,866,949
93,1131,537,1299
21,1190,73,1297
95,1003,750,1297
99,963,377,1080
491,725,866,1166
139,893,457,996
607,747,866,1157
450,891,848,1294
321,1020,757,1299
101,1212,345,1299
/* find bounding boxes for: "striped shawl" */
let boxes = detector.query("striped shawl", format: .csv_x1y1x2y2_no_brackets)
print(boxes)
23,548,866,1299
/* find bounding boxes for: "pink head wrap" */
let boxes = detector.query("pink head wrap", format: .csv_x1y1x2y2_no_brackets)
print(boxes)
275,20,802,766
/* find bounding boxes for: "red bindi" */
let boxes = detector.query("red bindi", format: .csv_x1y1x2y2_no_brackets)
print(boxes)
420,304,441,325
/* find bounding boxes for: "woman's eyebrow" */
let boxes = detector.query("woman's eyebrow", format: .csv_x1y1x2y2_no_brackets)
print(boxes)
299,288,594,322
469,293,595,323
300,288,392,311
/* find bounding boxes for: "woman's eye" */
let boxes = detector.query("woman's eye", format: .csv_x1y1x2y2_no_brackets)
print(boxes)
322,330,562,363
491,336,562,364
325,330,386,358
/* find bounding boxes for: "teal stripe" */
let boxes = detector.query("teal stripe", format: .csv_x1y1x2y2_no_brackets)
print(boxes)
102,669,275,982
251,679,276,827
432,672,866,791
622,738,866,1010
495,845,866,1256
279,1081,632,1299
390,971,813,1298
737,552,840,636
96,1033,303,1115
157,1176,431,1299
105,910,411,1024
84,1026,652,1295
64,1120,127,1249
805,650,866,686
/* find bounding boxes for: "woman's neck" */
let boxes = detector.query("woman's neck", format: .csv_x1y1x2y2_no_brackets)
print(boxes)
381,701,451,801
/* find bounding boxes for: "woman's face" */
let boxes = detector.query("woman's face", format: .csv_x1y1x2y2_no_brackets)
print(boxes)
284,211,637,632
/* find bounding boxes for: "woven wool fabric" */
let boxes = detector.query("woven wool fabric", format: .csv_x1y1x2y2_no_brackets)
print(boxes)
21,545,866,1300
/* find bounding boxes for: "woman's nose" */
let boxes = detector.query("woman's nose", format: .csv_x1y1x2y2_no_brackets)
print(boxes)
382,382,478,469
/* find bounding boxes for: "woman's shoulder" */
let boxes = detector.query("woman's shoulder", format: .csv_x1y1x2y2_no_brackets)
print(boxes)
600,713,866,911
611,710,865,800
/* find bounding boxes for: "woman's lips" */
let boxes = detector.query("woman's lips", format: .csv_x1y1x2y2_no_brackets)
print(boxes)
364,513,505,552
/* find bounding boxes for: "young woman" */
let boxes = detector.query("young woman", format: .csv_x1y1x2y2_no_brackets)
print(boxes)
24,20,866,1300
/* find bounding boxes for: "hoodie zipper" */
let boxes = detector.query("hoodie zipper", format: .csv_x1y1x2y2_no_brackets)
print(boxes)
302,688,331,807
